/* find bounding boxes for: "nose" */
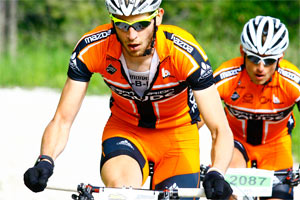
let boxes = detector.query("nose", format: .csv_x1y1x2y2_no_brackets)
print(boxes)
256,62,265,72
127,26,138,40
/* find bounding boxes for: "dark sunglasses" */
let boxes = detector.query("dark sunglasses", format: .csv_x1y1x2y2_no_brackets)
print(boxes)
246,51,282,66
110,10,158,32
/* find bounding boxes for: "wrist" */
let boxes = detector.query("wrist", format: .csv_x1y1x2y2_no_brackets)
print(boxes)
207,167,225,177
35,155,55,167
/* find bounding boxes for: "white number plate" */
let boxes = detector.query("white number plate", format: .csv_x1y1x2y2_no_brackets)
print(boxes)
225,168,274,197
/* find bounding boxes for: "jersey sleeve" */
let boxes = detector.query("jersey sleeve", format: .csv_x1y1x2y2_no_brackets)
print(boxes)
278,59,300,109
186,60,215,90
67,25,113,82
166,28,214,90
213,58,244,100
67,48,93,82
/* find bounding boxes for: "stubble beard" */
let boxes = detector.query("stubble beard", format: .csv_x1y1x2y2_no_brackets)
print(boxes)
122,35,153,57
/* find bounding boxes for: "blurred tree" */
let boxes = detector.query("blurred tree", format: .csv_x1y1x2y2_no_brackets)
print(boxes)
0,1,6,56
8,0,18,58
161,0,299,42
0,0,18,58
18,0,110,47
11,0,300,56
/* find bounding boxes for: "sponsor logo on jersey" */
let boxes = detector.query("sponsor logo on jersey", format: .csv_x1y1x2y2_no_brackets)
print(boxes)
106,64,117,75
130,74,149,81
109,85,177,102
220,68,242,80
200,62,213,79
84,30,111,44
172,35,194,54
168,183,179,190
226,105,292,121
69,52,80,71
189,89,198,113
260,96,271,104
273,94,282,104
162,68,171,78
242,93,253,104
231,91,240,101
278,68,300,84
288,115,294,125
116,140,134,150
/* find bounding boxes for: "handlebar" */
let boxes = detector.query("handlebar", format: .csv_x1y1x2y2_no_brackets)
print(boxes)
72,183,98,200
70,165,299,200
71,183,205,200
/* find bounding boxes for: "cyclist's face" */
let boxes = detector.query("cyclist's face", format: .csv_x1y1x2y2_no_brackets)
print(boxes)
240,45,282,85
245,55,278,85
114,9,163,57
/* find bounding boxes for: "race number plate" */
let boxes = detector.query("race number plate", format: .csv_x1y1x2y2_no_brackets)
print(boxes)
225,168,274,197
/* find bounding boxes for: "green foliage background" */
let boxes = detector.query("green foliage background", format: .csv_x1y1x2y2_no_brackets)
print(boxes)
1,0,299,91
0,0,299,160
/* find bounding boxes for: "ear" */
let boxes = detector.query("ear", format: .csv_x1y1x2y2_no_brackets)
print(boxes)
240,44,245,57
156,8,164,26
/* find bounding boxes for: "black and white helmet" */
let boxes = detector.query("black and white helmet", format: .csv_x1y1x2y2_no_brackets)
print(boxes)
241,16,289,55
105,0,162,16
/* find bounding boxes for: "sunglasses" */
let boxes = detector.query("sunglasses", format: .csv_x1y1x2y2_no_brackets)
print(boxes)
246,51,282,66
110,10,158,32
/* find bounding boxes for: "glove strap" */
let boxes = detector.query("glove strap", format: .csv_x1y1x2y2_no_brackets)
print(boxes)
207,167,225,177
35,155,55,167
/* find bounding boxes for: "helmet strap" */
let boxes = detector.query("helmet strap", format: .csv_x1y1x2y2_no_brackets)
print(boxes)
143,17,157,56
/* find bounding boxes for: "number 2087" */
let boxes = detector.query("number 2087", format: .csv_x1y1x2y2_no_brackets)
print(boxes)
226,175,269,187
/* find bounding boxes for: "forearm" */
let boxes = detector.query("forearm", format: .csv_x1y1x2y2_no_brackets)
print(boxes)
193,86,234,173
210,126,233,174
40,118,71,160
40,78,88,160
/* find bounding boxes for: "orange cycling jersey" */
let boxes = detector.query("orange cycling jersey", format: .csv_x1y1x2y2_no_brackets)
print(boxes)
68,23,214,129
214,57,300,145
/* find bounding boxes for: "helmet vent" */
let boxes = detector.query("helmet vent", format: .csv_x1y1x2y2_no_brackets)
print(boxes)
240,15,289,55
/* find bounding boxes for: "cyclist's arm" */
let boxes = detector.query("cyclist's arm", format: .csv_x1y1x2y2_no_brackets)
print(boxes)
40,78,89,160
193,84,233,174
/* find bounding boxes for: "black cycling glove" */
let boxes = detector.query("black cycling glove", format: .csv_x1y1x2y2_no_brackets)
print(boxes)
24,156,54,192
203,170,233,200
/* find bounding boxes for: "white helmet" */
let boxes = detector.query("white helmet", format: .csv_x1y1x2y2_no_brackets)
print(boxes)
241,16,289,55
105,0,162,16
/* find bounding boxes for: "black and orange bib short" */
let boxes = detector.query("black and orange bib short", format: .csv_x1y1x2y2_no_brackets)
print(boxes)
100,115,201,190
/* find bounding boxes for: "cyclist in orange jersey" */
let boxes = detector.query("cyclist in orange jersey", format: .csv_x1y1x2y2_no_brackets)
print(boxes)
214,15,300,200
23,0,233,199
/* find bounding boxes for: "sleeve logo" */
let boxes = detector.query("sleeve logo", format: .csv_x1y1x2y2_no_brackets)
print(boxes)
84,30,112,44
172,35,194,54
200,62,213,79
69,52,80,71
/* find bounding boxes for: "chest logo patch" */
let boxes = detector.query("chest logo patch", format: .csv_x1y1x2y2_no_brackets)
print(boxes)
106,64,117,75
231,91,240,101
162,68,171,78
273,94,282,104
